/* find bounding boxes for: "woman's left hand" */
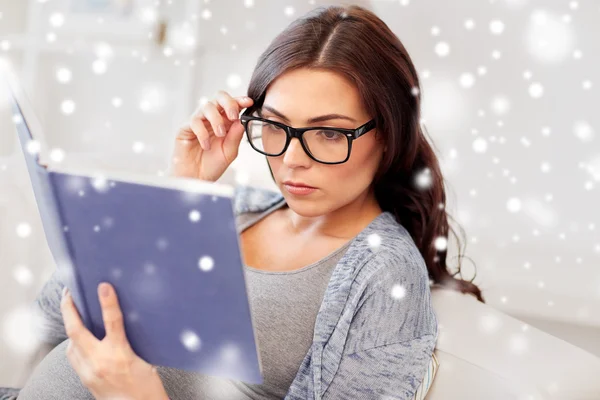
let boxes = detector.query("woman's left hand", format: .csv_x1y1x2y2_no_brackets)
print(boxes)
61,282,170,400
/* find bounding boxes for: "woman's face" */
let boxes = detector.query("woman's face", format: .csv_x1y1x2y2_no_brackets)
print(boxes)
261,67,384,217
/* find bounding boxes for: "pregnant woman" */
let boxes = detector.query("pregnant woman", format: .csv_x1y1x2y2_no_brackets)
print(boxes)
11,4,484,400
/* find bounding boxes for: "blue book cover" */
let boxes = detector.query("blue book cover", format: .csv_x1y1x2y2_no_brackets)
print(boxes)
2,68,263,385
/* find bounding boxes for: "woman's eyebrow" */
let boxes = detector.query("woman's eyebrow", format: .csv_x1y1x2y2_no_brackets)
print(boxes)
261,104,357,124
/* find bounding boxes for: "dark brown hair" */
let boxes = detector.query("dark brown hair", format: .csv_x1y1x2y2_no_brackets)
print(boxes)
245,4,485,303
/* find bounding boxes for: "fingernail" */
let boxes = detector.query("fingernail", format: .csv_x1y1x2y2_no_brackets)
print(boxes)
202,139,211,151
217,125,226,137
243,97,252,102
62,286,68,298
227,110,238,120
100,283,110,298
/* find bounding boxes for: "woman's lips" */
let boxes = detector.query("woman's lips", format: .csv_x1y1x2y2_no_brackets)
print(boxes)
283,184,317,195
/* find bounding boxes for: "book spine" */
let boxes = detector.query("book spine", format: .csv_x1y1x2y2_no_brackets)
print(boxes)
44,169,94,332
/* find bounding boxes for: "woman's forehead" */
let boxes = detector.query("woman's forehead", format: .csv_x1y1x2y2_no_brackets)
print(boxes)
267,68,359,99
263,69,366,123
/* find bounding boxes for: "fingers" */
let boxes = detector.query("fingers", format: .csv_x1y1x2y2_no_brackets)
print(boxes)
61,288,97,353
65,339,92,383
97,282,129,347
189,114,212,151
233,95,254,116
216,90,243,121
222,119,245,164
189,93,254,151
203,102,228,138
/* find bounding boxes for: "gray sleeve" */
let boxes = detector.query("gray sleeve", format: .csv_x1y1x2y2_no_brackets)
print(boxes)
32,268,68,347
322,250,438,399
322,335,437,399
0,387,21,400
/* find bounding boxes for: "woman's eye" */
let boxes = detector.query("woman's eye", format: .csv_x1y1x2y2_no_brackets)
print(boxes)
266,123,284,131
319,130,344,140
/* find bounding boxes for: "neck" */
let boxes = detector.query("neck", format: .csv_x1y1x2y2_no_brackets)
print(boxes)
282,188,383,240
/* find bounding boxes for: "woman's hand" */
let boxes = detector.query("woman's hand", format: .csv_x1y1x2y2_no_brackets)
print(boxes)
61,283,169,400
169,91,254,182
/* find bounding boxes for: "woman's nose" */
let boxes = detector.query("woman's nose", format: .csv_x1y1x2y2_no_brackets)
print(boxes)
282,137,311,166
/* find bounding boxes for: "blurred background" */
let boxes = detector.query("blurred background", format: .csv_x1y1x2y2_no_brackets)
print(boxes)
0,0,599,390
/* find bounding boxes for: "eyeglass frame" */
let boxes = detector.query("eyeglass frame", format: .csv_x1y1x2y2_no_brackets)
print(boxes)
239,109,377,165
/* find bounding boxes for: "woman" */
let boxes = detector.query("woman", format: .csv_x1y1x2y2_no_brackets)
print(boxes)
11,4,484,400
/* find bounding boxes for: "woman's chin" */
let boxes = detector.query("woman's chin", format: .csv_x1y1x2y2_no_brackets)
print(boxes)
282,195,328,218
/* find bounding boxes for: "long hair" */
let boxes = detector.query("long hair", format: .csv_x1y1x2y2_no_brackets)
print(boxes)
244,5,484,303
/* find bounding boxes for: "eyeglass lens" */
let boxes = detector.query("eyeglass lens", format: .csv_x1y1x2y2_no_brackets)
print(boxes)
246,120,349,163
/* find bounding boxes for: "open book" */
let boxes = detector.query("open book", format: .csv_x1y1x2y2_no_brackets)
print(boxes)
1,66,263,384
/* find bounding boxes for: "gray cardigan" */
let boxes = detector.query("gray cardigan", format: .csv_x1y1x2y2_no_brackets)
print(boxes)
235,185,439,399
12,184,438,400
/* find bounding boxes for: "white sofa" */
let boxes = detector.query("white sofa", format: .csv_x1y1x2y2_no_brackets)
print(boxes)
425,288,600,399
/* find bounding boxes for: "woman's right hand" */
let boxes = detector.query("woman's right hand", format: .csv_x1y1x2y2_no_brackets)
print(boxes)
168,91,254,182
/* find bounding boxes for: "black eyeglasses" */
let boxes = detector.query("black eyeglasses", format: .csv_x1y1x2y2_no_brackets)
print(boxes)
239,110,377,164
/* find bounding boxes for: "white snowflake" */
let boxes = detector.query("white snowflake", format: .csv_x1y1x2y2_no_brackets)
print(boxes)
540,162,551,173
2,305,40,354
491,95,510,115
367,233,382,250
391,284,406,300
506,197,522,213
434,41,450,57
156,237,169,251
180,329,202,352
434,236,448,251
489,20,505,35
573,120,594,142
94,42,114,59
49,12,65,27
61,100,76,115
132,141,145,153
459,72,475,88
201,9,212,20
139,7,158,23
26,140,41,155
284,6,295,17
226,74,242,89
525,10,575,64
16,223,32,238
528,82,544,98
50,148,65,163
582,80,592,90
111,268,123,279
415,168,433,190
56,67,72,83
13,265,34,286
220,342,240,363
91,175,109,192
189,210,201,222
92,59,108,75
472,137,488,154
198,256,214,272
